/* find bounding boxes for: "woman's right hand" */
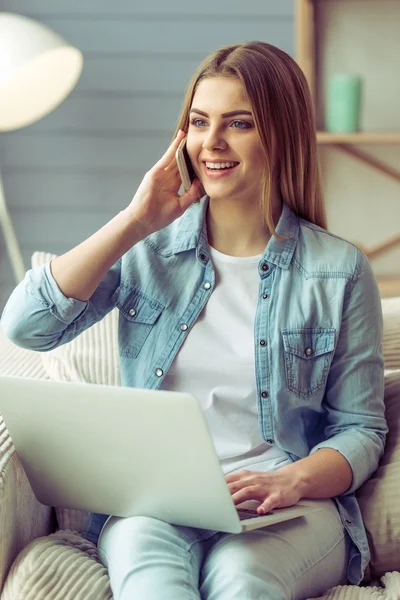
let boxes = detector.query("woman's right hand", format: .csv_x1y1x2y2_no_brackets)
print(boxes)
124,129,203,237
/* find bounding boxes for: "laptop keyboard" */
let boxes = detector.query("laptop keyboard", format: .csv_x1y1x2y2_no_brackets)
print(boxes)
236,508,272,520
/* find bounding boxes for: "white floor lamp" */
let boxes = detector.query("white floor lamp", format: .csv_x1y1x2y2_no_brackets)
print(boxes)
0,12,83,284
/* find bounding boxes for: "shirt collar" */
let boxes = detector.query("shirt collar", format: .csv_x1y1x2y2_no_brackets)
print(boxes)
149,195,299,269
264,200,299,269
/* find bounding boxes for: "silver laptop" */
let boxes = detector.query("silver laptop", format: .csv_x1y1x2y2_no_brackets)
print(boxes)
0,376,321,534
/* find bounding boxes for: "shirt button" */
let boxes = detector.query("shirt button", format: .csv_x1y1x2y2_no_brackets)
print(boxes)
129,308,136,317
262,294,270,299
261,391,269,398
199,253,207,262
305,347,312,356
203,282,211,290
261,264,269,272
155,368,163,377
266,438,274,445
180,324,188,331
260,339,267,346
345,519,352,525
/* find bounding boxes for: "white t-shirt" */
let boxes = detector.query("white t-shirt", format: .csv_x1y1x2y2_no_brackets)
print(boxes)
160,244,290,475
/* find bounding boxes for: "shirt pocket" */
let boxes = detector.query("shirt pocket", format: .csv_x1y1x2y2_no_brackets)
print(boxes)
116,285,165,359
282,328,336,399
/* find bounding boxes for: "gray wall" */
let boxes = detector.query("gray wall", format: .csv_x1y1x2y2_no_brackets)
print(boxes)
0,0,294,311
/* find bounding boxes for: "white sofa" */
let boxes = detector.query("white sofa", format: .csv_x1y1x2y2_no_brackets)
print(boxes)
1,251,400,600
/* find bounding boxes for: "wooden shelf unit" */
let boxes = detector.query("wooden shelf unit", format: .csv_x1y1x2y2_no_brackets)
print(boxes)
376,276,400,299
317,132,400,145
296,0,400,298
296,0,400,148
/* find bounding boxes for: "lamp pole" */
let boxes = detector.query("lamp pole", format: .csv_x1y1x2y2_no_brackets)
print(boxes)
0,171,25,283
0,12,83,285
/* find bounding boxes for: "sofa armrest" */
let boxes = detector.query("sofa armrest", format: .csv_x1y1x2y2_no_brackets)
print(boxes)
0,416,56,591
0,327,56,588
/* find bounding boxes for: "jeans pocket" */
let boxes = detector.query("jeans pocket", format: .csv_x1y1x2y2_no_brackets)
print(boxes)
282,328,335,399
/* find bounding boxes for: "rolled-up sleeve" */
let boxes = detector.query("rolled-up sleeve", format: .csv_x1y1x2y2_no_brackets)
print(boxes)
310,250,388,494
1,258,121,351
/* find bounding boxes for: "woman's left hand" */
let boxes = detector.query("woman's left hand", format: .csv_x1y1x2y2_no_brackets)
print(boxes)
225,469,302,515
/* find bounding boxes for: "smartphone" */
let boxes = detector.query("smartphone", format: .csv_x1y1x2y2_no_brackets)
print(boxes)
175,137,196,192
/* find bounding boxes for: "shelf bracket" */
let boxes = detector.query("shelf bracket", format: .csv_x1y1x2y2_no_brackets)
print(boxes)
335,144,400,260
336,144,400,184
355,234,400,262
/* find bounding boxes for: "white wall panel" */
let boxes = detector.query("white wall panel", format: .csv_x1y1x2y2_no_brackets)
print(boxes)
25,96,182,134
75,57,200,93
2,171,138,210
0,1,295,310
2,134,168,169
3,0,294,17
39,19,293,56
8,210,120,248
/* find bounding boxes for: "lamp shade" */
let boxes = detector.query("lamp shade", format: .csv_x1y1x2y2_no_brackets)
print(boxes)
0,12,83,131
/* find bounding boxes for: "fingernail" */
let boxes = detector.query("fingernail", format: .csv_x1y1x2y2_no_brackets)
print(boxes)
258,508,265,515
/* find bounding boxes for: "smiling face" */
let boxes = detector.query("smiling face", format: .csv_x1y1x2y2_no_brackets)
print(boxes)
186,76,266,205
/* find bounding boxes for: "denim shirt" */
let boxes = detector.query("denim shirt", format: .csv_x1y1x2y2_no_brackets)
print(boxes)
1,199,387,585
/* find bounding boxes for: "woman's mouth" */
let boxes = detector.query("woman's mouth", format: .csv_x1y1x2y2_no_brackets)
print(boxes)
202,161,239,179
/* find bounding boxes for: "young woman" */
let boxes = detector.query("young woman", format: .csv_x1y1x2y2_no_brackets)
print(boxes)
1,42,387,600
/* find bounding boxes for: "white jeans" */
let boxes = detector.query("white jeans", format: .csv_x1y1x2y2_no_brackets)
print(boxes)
98,498,351,600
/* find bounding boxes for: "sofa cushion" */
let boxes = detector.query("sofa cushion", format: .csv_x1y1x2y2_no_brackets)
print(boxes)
31,252,120,388
0,419,55,592
2,531,400,600
1,530,112,600
356,370,400,579
0,326,48,380
308,572,400,600
381,297,400,371
0,329,55,591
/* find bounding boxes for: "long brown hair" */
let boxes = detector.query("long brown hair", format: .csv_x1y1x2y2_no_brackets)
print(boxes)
173,41,327,233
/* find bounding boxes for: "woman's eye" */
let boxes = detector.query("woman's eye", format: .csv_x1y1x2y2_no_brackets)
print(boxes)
231,120,252,129
190,118,207,127
189,118,252,130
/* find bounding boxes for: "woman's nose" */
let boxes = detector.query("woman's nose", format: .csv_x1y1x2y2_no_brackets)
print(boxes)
202,128,227,152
